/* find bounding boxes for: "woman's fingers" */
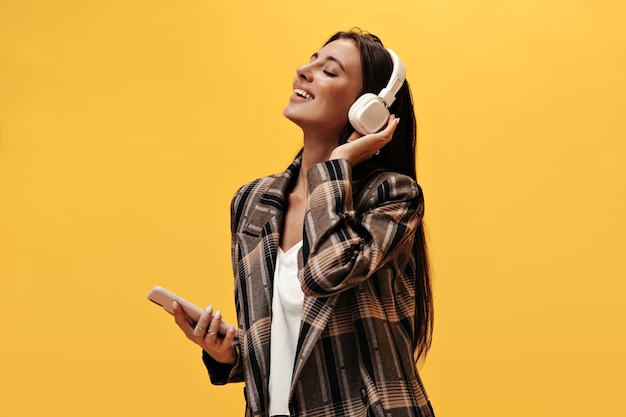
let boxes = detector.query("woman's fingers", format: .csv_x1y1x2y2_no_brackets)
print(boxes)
220,325,236,350
364,115,399,158
346,130,362,143
375,115,400,150
172,300,237,365
204,310,222,340
206,319,238,365
193,305,214,339
332,115,400,165
172,301,195,337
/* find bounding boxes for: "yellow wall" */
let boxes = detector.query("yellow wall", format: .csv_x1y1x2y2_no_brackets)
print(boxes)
1,1,625,416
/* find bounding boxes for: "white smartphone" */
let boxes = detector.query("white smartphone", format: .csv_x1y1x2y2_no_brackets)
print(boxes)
147,286,204,324
147,286,231,336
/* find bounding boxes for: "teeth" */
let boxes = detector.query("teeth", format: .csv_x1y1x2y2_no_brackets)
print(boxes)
294,88,314,100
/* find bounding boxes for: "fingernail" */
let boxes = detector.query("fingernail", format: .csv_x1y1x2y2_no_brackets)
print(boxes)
205,304,213,312
215,310,221,319
396,118,401,124
172,300,178,309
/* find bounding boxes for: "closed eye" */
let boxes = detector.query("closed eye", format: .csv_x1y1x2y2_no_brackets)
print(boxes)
323,70,337,77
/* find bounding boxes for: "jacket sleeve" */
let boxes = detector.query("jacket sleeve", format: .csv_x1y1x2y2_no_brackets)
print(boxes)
300,159,423,296
201,331,244,384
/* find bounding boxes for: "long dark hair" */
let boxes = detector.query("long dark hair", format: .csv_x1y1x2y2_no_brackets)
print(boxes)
325,29,434,360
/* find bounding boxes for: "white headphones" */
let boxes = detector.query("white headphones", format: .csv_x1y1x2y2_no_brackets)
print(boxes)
348,48,406,135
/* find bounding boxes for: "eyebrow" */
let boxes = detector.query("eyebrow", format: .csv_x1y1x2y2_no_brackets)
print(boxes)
310,53,346,73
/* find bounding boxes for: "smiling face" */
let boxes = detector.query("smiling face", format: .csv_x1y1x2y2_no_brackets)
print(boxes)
283,39,363,138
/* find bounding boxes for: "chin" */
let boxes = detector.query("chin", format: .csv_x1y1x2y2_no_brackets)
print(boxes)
283,106,306,128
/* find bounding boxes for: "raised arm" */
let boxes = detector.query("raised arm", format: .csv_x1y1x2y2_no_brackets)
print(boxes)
300,159,423,296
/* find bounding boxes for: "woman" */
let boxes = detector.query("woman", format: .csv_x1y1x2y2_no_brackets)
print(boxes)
173,29,435,417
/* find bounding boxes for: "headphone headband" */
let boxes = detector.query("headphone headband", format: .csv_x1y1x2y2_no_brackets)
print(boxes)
348,48,407,134
379,49,406,107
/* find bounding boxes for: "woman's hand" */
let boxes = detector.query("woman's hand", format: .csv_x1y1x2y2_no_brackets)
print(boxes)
329,115,400,166
173,301,238,365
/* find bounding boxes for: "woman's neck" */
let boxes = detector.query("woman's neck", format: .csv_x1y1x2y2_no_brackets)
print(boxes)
295,132,338,197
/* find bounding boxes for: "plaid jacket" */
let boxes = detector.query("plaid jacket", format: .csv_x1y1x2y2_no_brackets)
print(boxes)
203,157,434,417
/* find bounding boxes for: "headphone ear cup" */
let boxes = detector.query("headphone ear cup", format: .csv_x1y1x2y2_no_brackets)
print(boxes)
348,93,391,135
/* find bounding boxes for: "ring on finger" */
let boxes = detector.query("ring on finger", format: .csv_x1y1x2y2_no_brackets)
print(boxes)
375,150,380,156
195,325,205,332
207,330,217,336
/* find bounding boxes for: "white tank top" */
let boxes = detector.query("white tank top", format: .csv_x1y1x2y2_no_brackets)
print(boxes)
268,241,304,416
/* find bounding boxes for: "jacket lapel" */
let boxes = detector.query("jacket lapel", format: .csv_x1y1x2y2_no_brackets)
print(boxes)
239,157,300,233
237,158,301,414
238,156,343,409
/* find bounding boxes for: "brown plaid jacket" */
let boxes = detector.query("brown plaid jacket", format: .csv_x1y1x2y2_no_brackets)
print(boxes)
203,157,434,417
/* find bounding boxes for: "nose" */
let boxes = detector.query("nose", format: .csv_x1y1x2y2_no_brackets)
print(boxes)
296,63,312,82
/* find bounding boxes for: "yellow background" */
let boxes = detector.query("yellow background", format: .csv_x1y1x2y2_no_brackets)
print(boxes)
1,0,625,416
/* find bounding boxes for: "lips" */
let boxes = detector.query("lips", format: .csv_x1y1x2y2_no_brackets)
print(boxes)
294,88,314,100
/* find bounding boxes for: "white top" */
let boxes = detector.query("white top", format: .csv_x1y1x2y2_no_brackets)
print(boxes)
268,241,304,416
